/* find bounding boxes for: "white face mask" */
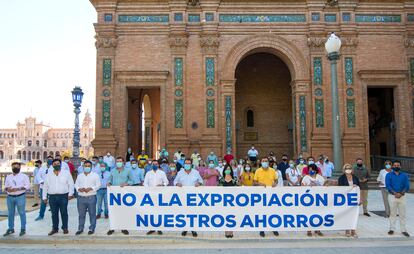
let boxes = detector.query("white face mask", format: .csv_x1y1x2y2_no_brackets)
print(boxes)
345,169,352,174
245,167,251,171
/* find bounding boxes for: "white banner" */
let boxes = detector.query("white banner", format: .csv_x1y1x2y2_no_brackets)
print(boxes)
108,186,360,231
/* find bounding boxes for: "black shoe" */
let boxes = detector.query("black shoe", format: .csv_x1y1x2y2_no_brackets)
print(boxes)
3,229,14,237
157,231,163,235
191,231,198,237
88,231,94,235
364,213,371,217
388,230,394,235
273,231,279,236
181,231,187,236
19,230,26,237
107,230,114,235
225,234,231,238
48,230,58,236
146,230,156,235
96,215,101,219
75,230,83,235
121,230,129,235
402,232,410,237
63,229,69,234
259,231,265,237
32,203,38,208
105,215,109,219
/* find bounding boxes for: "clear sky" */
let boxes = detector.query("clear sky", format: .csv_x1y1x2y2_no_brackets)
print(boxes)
0,0,96,128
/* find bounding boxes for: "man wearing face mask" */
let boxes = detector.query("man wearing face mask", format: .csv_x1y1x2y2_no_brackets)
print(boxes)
74,160,101,235
3,162,30,237
207,151,218,166
386,160,410,237
129,159,144,186
77,158,87,175
43,159,74,235
63,156,76,180
191,150,201,168
247,145,259,167
103,151,115,169
32,160,42,207
301,157,321,176
175,159,203,237
35,157,51,221
96,162,110,219
353,158,370,216
277,154,290,186
253,157,278,237
107,157,133,235
91,156,101,174
125,147,133,162
54,154,70,172
377,160,392,217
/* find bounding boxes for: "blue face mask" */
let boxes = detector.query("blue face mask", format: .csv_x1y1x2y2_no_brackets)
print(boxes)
131,164,137,169
116,162,123,168
152,165,158,171
385,164,391,169
310,170,316,176
261,162,269,168
184,164,191,171
84,167,91,173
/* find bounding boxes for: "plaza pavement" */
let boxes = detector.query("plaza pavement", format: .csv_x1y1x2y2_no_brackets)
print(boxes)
0,189,412,244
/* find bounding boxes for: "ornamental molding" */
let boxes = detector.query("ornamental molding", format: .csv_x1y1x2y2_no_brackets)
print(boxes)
308,36,358,49
405,37,414,48
169,33,189,53
95,36,118,49
200,35,220,55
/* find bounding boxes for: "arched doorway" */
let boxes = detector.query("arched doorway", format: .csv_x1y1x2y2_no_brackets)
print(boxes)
235,52,293,158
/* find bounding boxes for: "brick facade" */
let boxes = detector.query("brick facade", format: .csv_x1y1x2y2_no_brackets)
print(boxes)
90,0,414,165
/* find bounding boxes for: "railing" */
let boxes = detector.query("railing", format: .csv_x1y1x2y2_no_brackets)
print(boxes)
370,155,414,175
0,172,35,195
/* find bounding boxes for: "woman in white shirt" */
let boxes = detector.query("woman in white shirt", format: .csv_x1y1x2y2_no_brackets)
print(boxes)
376,160,392,217
286,160,302,186
301,163,325,237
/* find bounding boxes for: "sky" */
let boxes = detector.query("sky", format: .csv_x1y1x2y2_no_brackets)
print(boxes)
0,0,96,128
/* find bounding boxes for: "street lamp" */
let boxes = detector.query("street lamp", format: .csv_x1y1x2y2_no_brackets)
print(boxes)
71,86,84,168
325,32,343,170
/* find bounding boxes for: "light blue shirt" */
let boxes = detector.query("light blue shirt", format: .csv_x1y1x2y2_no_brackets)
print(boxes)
77,166,84,175
174,169,203,186
109,168,133,186
98,170,111,189
207,154,218,165
130,167,144,185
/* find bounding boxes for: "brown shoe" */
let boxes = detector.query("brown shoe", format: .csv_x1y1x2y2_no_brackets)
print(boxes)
48,230,58,236
105,215,109,219
96,215,101,219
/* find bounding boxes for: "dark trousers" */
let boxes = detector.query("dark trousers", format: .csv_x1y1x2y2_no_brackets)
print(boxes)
49,193,69,231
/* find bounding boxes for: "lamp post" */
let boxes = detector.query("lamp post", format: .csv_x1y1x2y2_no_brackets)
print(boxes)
325,33,343,170
71,86,84,169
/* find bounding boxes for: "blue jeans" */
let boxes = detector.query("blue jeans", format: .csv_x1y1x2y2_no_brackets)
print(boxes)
96,188,108,216
38,189,47,219
49,194,69,231
77,195,97,231
7,194,26,231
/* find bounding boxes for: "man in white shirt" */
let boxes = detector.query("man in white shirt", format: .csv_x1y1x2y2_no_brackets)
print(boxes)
32,160,42,207
74,160,101,235
35,159,50,221
43,159,74,236
3,162,30,237
103,152,115,169
54,154,70,172
247,145,259,167
377,160,392,217
144,161,168,236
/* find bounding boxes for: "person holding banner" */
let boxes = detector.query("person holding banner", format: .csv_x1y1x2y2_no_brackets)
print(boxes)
353,158,370,217
97,162,110,219
286,160,302,186
338,163,360,238
107,157,133,236
174,158,203,237
253,157,279,238
219,165,237,238
129,159,144,186
301,163,325,237
201,160,220,186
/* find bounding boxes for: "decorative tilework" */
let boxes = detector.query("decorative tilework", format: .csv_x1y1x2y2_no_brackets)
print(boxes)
174,58,183,86
104,14,113,22
206,89,215,97
408,14,414,22
346,99,356,128
102,100,111,129
355,15,401,23
103,59,112,86
313,57,322,86
219,14,306,23
225,96,232,153
174,13,183,22
205,13,214,22
311,13,320,22
175,100,183,128
342,13,351,22
188,14,201,22
315,99,324,128
102,89,110,97
325,14,337,22
345,57,353,86
346,88,354,97
118,15,169,23
410,59,414,86
207,100,215,128
206,57,215,86
314,88,323,97
175,89,183,97
299,96,307,151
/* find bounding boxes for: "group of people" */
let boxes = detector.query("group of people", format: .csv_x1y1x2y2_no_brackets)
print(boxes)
2,146,411,239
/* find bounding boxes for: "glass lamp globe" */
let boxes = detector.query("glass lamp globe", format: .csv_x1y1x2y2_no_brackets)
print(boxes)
325,33,342,54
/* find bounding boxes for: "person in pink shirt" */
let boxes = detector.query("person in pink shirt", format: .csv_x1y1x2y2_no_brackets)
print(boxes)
201,160,220,186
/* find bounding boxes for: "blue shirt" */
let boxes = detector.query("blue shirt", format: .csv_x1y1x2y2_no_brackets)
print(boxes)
109,168,133,186
98,171,111,189
386,170,410,194
130,167,144,185
174,169,203,186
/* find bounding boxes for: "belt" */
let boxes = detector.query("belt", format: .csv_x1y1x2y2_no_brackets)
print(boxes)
131,184,141,186
99,188,107,190
8,193,26,198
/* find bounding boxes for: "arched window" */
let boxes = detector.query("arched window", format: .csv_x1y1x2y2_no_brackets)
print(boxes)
0,151,4,160
36,152,40,159
36,140,40,146
28,140,32,147
23,151,27,161
43,151,47,160
17,151,22,159
247,109,254,127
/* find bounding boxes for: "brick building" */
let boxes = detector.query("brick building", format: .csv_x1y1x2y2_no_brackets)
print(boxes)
0,111,94,164
90,0,414,164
